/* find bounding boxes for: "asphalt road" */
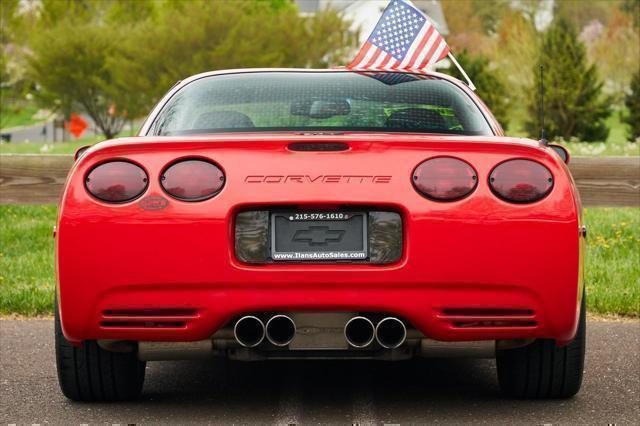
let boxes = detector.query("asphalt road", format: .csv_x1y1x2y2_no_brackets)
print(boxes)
1,320,638,424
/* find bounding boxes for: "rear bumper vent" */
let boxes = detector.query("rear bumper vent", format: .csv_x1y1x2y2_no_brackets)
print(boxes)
439,308,537,329
100,308,198,329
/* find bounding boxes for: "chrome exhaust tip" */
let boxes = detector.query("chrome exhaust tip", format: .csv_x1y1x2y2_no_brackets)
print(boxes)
344,316,375,348
265,314,296,347
234,315,265,348
375,317,407,349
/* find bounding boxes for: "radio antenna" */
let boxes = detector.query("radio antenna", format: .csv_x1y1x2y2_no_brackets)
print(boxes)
539,64,547,145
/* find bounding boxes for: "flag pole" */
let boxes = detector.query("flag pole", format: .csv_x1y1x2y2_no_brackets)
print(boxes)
448,52,476,91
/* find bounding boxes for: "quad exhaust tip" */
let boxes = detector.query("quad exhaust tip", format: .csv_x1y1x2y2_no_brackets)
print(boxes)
375,317,407,349
235,314,405,349
266,314,296,346
344,316,376,348
234,315,265,348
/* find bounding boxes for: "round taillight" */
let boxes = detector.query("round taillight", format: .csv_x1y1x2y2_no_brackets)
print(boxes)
85,161,148,203
161,159,225,201
489,159,553,203
412,157,478,201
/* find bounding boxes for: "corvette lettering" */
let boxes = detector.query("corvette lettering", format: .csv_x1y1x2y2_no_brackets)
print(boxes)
245,175,392,183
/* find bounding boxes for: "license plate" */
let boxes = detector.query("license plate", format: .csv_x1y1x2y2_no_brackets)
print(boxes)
271,212,367,261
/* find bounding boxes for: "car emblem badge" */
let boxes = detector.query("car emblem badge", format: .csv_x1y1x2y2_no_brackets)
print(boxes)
292,226,345,246
138,195,169,211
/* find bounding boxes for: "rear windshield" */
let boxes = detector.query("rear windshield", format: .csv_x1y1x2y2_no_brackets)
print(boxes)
149,71,493,136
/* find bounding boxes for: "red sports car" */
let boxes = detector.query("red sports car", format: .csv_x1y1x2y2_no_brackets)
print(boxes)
55,69,585,401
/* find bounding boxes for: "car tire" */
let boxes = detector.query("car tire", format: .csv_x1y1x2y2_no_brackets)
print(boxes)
55,299,146,401
496,292,586,399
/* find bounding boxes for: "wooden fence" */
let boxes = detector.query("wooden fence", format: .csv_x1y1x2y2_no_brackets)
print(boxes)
0,154,638,206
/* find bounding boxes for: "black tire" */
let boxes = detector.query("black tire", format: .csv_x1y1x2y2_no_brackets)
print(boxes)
496,293,586,399
55,299,146,401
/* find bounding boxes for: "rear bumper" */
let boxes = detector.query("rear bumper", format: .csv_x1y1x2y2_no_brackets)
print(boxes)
78,283,562,341
56,209,583,345
56,138,584,346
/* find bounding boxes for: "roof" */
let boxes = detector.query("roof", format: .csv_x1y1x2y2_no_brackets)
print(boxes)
174,68,462,88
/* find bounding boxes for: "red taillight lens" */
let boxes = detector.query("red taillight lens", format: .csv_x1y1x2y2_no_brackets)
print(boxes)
161,159,225,201
412,157,478,201
489,159,553,203
85,161,148,203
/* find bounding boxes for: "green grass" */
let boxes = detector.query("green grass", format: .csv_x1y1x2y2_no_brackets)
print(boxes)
1,112,638,156
0,104,45,130
508,109,639,157
1,205,638,317
0,205,57,315
0,137,103,154
0,129,139,154
584,207,640,316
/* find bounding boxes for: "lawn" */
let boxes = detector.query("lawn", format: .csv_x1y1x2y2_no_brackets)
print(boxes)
0,104,45,130
584,207,640,317
0,110,638,156
0,205,638,317
0,137,102,155
0,129,137,154
508,109,639,157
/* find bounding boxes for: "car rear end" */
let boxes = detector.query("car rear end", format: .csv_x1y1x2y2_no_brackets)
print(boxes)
57,134,582,345
54,69,585,401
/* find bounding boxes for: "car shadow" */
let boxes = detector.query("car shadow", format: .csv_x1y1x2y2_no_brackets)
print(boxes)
66,356,591,423
136,358,504,419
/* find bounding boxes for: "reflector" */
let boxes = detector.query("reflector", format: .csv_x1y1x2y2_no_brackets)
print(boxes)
489,159,553,203
85,161,148,203
412,157,477,201
161,159,224,201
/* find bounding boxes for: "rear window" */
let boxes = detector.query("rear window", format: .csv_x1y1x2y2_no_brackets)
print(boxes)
149,71,493,136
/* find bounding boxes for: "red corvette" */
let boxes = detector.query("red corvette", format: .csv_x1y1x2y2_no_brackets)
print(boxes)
55,69,585,401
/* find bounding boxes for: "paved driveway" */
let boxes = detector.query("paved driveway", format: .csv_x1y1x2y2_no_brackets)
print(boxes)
1,319,638,424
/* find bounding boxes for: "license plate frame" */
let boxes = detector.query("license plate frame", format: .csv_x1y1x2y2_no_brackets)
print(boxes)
270,212,368,261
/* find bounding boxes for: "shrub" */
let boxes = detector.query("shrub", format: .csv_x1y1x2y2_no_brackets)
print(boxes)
25,0,358,139
28,23,128,139
443,50,511,130
525,17,611,142
624,69,640,141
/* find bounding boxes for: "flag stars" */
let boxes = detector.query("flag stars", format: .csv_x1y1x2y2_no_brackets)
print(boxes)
367,0,431,60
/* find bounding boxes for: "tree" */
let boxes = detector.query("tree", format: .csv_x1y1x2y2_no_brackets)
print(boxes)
110,0,357,117
440,0,492,54
620,0,640,30
488,10,539,115
624,69,640,141
442,51,511,130
25,0,357,139
28,22,128,139
525,17,611,142
0,47,10,128
471,0,509,34
587,10,640,104
555,0,625,30
1,0,36,129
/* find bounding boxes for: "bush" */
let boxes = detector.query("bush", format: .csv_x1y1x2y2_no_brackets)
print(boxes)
525,17,611,142
108,1,357,119
24,0,358,139
442,50,511,130
624,69,640,141
28,23,128,139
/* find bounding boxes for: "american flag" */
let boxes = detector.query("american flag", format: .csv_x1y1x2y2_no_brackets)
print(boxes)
347,0,450,71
